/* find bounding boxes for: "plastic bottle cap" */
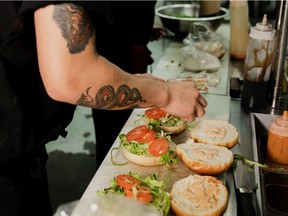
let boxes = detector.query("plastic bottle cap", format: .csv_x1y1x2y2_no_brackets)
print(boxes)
256,14,272,31
269,110,288,136
274,110,288,128
249,14,276,40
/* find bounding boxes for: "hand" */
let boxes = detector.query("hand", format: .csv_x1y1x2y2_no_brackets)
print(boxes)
150,25,165,41
161,80,207,122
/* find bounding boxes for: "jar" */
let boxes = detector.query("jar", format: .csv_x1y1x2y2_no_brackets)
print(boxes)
266,110,288,166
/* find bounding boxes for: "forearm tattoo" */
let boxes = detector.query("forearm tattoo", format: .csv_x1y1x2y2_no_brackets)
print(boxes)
52,3,94,53
52,4,145,109
77,85,146,109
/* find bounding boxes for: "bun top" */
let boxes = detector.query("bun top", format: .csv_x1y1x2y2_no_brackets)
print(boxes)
170,174,228,216
190,119,239,148
176,139,234,175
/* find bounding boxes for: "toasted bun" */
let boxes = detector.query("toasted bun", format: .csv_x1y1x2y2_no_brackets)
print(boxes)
156,122,187,135
190,120,239,148
176,140,233,175
122,141,176,166
170,175,228,216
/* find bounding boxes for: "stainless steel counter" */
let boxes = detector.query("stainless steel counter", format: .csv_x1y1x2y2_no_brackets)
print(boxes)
71,94,237,216
70,23,262,216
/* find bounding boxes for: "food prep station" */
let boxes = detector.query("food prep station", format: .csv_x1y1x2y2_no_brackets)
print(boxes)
71,4,288,215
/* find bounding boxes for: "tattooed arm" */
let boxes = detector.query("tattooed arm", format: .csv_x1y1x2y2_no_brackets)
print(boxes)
34,3,207,122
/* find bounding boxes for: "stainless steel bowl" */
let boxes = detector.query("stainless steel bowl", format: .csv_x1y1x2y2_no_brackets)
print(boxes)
155,4,229,38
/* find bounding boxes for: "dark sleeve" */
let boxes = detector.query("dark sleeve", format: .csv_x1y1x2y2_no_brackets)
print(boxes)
19,1,113,25
110,1,156,45
19,1,61,15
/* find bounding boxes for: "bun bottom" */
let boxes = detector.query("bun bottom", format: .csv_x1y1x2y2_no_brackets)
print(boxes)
158,123,187,135
122,141,177,166
122,148,162,166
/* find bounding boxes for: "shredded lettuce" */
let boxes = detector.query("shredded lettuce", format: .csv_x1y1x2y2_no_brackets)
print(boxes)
118,134,177,168
144,114,187,128
97,172,170,216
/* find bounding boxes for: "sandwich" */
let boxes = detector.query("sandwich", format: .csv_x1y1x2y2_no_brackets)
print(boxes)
97,172,170,216
170,174,228,216
119,125,177,167
190,119,239,149
176,139,234,175
141,107,188,135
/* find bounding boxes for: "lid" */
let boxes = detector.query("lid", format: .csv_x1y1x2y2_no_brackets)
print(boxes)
275,110,288,128
249,14,276,40
270,110,288,136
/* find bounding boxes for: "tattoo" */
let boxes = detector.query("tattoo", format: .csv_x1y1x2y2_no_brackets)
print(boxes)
76,87,93,105
52,3,94,53
114,85,144,107
76,85,146,108
95,85,115,108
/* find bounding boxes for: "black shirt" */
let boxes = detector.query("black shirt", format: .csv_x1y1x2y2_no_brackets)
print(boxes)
0,1,111,161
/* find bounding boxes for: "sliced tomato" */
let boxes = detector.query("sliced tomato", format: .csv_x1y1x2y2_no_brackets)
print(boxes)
134,193,154,204
136,129,156,144
115,174,141,190
148,138,169,157
145,107,166,119
126,125,149,142
124,185,153,204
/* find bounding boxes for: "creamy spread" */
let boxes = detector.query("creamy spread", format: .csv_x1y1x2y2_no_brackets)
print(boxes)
193,147,218,160
205,127,226,139
181,182,220,208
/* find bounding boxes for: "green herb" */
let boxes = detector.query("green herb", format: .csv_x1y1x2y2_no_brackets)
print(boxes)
233,154,269,169
110,144,128,166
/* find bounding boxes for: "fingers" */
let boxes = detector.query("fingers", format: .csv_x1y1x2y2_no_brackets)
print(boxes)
195,102,206,118
180,100,206,122
180,114,196,123
198,94,207,108
150,26,166,41
159,79,208,122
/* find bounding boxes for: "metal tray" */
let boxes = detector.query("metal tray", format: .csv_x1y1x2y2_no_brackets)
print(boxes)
250,113,288,216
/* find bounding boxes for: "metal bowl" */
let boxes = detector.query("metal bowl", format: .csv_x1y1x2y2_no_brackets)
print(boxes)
155,4,229,38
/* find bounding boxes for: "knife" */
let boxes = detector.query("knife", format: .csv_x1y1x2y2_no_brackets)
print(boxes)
232,143,257,216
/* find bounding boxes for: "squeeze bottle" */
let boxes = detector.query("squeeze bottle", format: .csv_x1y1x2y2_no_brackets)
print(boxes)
241,14,276,111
